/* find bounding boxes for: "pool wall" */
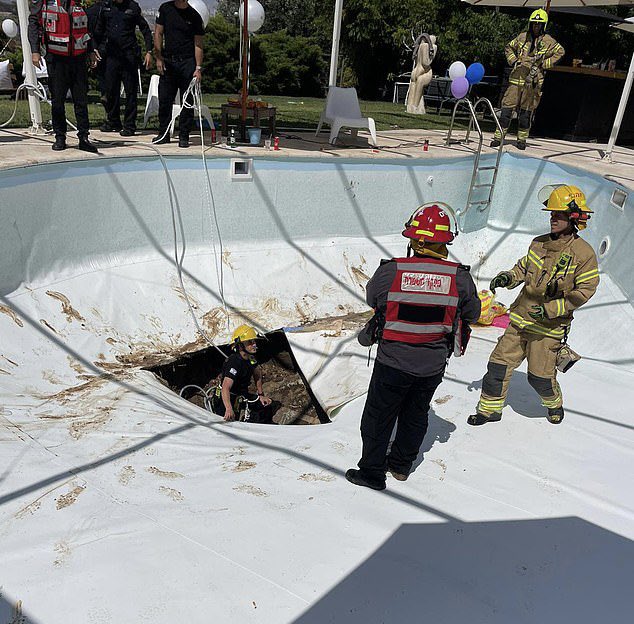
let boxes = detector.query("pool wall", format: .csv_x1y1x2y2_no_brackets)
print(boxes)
1,153,633,370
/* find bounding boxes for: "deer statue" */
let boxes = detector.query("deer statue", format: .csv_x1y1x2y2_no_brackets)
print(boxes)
405,32,438,115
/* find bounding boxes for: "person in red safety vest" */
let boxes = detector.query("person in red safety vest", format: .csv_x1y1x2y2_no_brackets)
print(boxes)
28,0,99,153
346,203,481,491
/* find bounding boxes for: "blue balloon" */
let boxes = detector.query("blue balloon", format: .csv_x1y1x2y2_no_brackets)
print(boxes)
466,62,485,85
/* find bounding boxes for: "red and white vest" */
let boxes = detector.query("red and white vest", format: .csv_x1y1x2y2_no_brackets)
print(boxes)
382,256,460,345
42,0,90,57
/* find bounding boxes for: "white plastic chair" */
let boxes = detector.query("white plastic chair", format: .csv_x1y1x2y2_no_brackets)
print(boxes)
316,86,377,146
143,74,214,136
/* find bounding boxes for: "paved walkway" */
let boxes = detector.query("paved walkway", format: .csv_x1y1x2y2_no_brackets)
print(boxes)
1,125,633,189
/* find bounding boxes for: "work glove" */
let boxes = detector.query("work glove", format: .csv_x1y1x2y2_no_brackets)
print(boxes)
528,304,546,321
489,271,512,294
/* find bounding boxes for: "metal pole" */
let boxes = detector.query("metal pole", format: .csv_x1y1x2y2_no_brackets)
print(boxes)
328,0,344,87
15,0,44,133
604,51,634,162
241,0,249,139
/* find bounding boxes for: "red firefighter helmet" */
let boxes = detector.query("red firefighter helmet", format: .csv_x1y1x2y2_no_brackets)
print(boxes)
402,202,457,244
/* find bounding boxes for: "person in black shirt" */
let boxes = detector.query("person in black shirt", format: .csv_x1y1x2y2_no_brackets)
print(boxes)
152,0,205,148
95,0,153,135
212,325,278,424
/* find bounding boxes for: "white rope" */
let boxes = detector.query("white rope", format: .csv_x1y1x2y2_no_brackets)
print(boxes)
0,81,48,128
180,77,228,327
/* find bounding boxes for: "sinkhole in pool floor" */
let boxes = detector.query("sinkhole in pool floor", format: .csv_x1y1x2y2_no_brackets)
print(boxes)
147,330,329,425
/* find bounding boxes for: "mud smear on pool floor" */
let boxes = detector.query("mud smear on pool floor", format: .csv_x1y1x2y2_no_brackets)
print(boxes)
147,330,328,425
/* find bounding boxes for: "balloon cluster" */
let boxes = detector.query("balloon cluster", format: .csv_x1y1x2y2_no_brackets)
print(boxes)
448,61,485,99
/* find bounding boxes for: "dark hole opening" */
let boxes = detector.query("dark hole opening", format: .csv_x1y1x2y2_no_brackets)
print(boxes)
146,330,329,425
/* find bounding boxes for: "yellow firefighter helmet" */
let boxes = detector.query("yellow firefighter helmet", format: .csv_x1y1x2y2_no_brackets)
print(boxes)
232,324,259,345
529,9,548,25
538,184,593,230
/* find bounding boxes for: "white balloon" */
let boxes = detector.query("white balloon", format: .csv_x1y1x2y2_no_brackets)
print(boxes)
188,0,210,29
2,19,19,39
448,61,467,80
239,0,265,34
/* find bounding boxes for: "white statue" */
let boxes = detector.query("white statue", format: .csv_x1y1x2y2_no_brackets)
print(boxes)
406,33,437,115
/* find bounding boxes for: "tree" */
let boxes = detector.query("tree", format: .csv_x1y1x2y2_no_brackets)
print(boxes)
216,0,319,37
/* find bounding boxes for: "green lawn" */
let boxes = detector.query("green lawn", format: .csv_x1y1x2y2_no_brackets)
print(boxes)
0,92,487,132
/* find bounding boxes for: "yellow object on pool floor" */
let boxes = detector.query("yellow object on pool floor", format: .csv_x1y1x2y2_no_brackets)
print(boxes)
477,289,508,325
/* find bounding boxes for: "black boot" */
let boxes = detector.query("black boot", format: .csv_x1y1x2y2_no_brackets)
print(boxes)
152,132,170,145
345,469,386,491
178,135,190,148
516,140,527,151
78,137,99,154
547,407,564,424
467,412,502,426
52,136,66,151
100,122,122,132
489,138,501,148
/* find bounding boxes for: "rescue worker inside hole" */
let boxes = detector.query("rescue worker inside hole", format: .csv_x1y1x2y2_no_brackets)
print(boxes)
469,184,599,427
346,203,481,491
491,9,564,151
211,325,280,424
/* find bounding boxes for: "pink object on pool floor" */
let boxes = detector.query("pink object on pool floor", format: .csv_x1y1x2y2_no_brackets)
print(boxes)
491,314,510,328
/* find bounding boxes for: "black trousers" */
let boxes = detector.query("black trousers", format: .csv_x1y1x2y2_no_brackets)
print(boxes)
104,53,139,131
158,57,196,138
47,54,90,139
358,361,444,483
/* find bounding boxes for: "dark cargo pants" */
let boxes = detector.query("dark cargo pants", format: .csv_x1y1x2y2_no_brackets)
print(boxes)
358,361,444,484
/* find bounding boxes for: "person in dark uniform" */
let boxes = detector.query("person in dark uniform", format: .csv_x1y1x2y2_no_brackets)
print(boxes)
95,0,152,135
346,203,481,491
29,0,99,152
211,325,279,424
152,0,205,148
86,0,107,113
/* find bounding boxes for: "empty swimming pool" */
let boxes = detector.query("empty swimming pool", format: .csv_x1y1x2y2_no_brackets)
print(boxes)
1,152,633,623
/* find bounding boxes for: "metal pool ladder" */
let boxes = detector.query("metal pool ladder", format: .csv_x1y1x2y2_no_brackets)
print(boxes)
445,97,505,217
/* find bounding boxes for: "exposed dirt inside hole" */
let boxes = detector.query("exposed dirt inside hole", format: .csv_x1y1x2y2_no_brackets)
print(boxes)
147,331,327,425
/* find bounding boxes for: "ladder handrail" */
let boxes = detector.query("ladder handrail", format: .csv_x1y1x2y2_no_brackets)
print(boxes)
444,97,505,219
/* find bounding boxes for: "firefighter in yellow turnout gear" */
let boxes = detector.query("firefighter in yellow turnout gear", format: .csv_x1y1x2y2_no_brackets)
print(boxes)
469,185,599,426
491,9,564,150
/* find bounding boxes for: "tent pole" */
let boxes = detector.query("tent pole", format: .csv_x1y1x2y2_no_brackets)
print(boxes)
16,0,44,133
603,51,634,162
328,0,344,87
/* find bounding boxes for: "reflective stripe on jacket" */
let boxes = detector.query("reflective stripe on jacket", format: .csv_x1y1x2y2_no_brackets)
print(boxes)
505,233,599,339
382,257,460,345
42,0,90,57
505,32,564,89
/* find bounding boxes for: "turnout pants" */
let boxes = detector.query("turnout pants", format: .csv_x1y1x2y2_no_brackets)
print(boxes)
477,323,563,416
358,361,444,484
158,57,196,139
47,54,90,140
494,83,541,143
104,53,139,131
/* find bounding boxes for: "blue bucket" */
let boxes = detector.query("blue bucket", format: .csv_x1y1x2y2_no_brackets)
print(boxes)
247,127,262,145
